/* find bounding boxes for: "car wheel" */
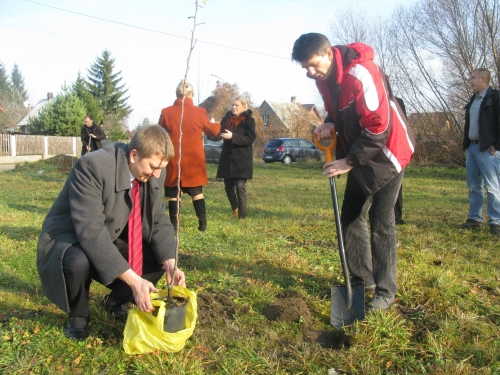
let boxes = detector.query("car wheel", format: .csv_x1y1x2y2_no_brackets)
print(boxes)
282,155,292,164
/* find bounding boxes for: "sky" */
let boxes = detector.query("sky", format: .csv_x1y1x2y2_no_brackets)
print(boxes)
1,0,412,129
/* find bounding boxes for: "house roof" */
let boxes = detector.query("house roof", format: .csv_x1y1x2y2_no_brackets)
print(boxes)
17,98,52,126
259,99,321,128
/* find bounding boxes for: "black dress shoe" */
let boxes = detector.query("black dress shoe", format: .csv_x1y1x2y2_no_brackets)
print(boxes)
101,295,129,320
66,323,88,341
395,219,406,225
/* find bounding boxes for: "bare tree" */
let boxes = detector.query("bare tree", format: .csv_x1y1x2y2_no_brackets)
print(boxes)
388,0,500,165
329,0,500,166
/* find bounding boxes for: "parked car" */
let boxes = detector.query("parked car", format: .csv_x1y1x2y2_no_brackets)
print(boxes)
262,138,323,164
204,136,223,164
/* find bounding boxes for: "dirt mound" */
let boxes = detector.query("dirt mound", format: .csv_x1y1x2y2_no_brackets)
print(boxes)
263,291,313,326
44,155,79,171
197,292,237,326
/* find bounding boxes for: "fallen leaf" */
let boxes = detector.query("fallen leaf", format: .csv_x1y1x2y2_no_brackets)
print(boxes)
472,285,479,294
73,356,82,365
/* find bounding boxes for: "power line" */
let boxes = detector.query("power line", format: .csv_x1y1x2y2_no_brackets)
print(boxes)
24,0,289,60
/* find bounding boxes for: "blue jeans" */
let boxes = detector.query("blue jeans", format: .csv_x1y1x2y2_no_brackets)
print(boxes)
466,144,500,225
340,171,403,299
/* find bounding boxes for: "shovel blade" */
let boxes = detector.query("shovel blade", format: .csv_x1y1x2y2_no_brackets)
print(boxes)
330,283,365,329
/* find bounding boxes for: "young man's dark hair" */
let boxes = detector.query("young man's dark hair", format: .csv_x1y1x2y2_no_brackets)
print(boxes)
291,33,331,62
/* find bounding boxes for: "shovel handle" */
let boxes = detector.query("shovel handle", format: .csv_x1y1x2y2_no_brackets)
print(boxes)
313,130,337,162
314,130,355,309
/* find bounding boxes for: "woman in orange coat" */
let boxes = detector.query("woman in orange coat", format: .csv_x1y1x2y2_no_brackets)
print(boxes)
158,80,220,231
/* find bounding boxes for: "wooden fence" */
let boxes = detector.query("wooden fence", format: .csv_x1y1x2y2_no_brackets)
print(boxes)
0,134,126,157
0,134,79,157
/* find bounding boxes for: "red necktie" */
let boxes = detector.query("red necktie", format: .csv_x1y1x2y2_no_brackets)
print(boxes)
128,179,143,276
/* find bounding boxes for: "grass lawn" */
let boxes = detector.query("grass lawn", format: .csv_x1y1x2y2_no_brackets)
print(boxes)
0,157,499,374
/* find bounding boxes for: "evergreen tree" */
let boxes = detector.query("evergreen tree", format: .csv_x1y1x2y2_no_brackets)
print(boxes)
136,117,150,129
0,61,11,101
29,88,87,136
10,63,28,105
86,50,132,118
0,61,28,132
72,71,104,125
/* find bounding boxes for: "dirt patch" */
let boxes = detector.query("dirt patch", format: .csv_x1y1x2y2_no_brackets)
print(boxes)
263,290,312,326
197,292,237,326
302,329,352,349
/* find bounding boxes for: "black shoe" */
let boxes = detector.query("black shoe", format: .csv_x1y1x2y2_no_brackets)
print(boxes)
101,295,129,320
395,219,406,225
461,219,482,229
490,224,500,237
66,323,88,341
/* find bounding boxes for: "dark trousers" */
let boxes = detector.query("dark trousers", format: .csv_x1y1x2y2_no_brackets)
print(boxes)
62,239,164,328
224,178,247,219
340,171,403,298
394,185,403,222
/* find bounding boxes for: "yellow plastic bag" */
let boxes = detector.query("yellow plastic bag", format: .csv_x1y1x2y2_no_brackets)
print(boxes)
123,286,197,354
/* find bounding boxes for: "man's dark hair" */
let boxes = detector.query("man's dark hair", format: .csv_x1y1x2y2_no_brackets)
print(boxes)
85,114,94,121
291,33,331,62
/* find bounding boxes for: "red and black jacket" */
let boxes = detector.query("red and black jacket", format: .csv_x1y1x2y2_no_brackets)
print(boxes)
315,43,415,196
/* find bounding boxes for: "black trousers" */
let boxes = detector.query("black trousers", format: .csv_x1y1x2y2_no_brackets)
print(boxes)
62,239,164,328
224,178,247,219
394,185,403,222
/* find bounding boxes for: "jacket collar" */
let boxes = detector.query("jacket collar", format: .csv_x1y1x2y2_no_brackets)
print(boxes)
174,97,194,106
116,143,132,192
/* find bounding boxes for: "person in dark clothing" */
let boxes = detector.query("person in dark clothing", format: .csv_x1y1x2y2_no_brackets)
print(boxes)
292,33,415,311
460,68,500,236
212,97,256,220
38,126,185,341
81,115,106,156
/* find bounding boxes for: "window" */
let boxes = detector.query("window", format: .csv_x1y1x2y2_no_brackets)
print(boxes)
261,114,269,126
299,140,314,148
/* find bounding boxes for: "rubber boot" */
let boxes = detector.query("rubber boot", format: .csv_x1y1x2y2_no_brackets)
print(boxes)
193,199,207,231
168,200,179,231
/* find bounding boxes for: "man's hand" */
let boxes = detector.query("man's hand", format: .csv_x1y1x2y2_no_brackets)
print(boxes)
314,122,335,140
489,145,497,155
220,130,233,140
118,269,158,312
162,259,186,287
90,134,96,138
86,145,91,151
323,158,353,177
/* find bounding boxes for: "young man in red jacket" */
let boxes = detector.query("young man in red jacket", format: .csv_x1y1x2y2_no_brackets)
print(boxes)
292,33,415,311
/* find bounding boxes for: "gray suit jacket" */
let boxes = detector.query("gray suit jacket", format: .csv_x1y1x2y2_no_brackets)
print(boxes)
37,143,175,312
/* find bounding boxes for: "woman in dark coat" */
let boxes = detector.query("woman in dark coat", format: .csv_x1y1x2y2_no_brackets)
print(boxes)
215,97,256,220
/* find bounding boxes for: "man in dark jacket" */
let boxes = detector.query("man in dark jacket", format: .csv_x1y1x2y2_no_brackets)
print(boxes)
37,125,186,341
81,115,106,156
292,33,415,311
461,68,500,236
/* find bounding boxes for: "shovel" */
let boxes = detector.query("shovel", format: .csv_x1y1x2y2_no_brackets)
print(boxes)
314,132,365,329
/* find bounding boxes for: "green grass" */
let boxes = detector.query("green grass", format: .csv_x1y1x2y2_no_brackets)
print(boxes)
1,158,499,374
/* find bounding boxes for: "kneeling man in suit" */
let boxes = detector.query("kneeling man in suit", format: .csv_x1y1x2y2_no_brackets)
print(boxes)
37,125,185,340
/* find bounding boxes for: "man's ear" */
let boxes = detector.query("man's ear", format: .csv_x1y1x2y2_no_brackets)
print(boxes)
327,48,334,61
129,149,138,164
